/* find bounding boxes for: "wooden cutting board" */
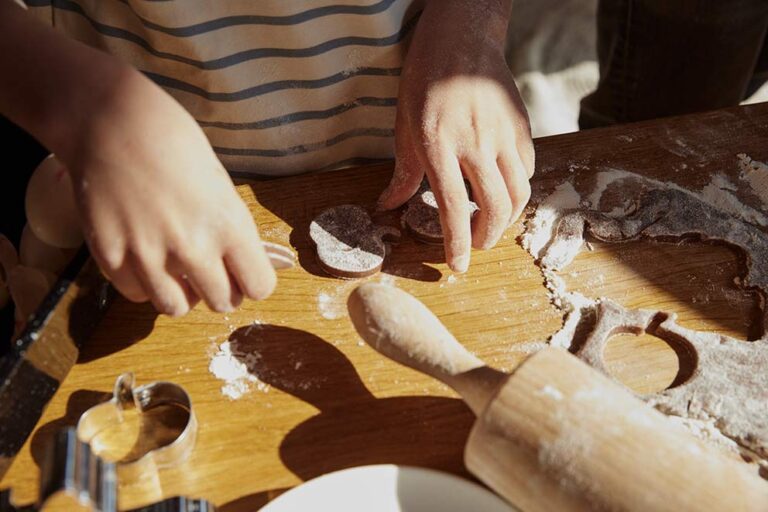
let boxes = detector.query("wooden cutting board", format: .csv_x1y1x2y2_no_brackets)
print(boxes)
2,103,767,511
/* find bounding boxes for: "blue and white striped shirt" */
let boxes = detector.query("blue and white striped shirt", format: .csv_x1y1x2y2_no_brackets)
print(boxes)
23,0,424,176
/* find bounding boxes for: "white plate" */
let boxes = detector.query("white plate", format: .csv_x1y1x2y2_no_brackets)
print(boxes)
260,465,518,512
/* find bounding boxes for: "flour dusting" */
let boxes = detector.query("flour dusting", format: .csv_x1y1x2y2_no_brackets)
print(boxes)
209,340,270,400
318,279,368,320
700,174,768,227
521,181,581,259
209,328,323,400
318,292,343,320
737,153,768,209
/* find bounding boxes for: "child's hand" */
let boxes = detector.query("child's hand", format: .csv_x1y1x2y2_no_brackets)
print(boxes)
378,0,533,273
64,69,276,316
0,4,275,316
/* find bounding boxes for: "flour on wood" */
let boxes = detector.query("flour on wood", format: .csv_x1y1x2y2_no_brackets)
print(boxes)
209,340,270,400
317,292,341,320
317,279,358,320
209,325,322,400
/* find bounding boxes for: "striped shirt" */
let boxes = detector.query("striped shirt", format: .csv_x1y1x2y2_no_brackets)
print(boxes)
22,1,424,177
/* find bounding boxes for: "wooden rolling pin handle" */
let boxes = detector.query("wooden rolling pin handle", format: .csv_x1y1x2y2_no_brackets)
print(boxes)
347,283,506,415
466,347,768,512
347,283,768,511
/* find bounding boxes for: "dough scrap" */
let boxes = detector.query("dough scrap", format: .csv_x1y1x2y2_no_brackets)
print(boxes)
548,185,768,329
310,205,400,279
524,168,768,467
574,299,768,461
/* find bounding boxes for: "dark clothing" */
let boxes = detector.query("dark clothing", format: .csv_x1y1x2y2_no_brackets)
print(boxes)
580,0,768,128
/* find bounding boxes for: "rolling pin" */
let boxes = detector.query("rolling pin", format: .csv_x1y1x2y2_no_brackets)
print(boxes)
347,283,768,512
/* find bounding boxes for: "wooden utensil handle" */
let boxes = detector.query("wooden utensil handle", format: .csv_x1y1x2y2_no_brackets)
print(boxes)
347,283,505,414
466,347,768,512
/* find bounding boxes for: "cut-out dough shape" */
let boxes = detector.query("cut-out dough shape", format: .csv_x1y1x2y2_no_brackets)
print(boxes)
402,182,478,244
310,205,400,279
527,170,768,465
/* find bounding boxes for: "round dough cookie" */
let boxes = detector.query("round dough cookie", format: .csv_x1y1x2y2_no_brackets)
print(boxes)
310,205,400,279
402,183,478,244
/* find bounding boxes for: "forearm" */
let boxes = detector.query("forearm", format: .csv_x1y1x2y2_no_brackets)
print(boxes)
421,0,513,49
0,2,132,158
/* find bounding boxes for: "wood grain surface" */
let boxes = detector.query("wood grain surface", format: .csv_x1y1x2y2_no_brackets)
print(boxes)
2,103,767,510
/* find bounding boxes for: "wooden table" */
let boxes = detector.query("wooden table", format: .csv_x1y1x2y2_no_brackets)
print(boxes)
2,103,767,510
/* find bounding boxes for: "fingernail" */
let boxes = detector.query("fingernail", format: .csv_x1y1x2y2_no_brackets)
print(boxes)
377,160,406,211
479,241,495,251
217,303,235,314
451,254,470,273
478,234,502,251
167,304,189,317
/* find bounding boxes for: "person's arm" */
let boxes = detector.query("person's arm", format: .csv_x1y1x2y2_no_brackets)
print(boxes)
379,0,534,272
0,2,276,316
0,1,125,156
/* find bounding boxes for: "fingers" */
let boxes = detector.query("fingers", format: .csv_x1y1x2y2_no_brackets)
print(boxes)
90,221,276,316
424,149,472,273
378,120,425,210
225,237,277,302
517,136,536,179
377,158,423,211
175,275,201,311
498,148,532,224
461,156,512,250
133,252,195,317
178,254,242,314
93,238,242,315
92,240,202,315
103,262,149,303
88,242,150,303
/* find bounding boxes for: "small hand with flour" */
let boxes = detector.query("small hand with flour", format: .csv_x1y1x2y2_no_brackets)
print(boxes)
0,3,277,316
64,68,277,316
378,0,534,272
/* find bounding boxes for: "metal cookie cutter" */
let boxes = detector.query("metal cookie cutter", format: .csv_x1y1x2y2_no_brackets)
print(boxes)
34,425,211,511
1,375,204,512
32,427,211,511
37,428,116,511
76,373,198,485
